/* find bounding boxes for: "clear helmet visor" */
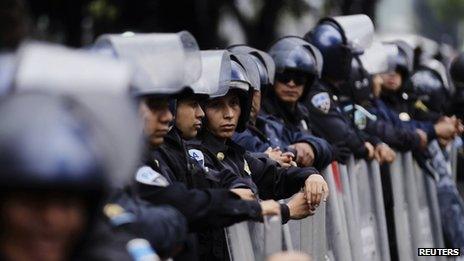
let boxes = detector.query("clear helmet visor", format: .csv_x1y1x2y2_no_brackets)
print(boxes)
14,42,131,95
191,50,231,97
227,45,276,85
423,59,453,94
230,53,260,91
359,41,399,74
268,37,323,77
328,14,374,54
95,31,201,96
12,42,141,189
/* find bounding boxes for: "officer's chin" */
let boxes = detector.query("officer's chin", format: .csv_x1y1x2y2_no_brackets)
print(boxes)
150,136,165,147
279,95,299,104
218,130,235,140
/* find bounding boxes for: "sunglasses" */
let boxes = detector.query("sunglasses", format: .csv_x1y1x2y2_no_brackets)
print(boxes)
275,71,310,86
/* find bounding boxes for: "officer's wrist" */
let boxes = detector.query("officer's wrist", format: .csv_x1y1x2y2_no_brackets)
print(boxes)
279,204,290,224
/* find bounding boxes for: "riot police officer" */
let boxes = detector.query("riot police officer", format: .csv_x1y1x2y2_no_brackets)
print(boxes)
229,44,340,170
7,42,192,260
96,32,283,260
341,55,420,154
305,15,395,162
379,40,415,115
188,53,328,217
409,60,462,145
0,93,180,261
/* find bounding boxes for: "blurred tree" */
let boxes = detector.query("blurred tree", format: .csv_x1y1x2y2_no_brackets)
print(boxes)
21,0,379,48
0,0,30,50
427,0,464,22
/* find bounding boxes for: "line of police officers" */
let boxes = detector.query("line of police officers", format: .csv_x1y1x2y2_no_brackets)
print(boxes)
0,14,463,261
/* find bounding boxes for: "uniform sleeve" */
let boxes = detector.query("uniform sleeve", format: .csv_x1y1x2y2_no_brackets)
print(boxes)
244,153,318,200
287,129,334,170
358,129,382,146
306,92,368,159
232,130,270,153
134,181,262,232
365,119,421,152
407,120,436,140
210,167,253,189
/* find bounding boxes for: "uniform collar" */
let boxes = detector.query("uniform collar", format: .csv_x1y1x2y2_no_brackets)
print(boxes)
163,126,184,150
199,129,245,157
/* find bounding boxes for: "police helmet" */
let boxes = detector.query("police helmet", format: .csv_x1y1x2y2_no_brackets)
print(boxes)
0,93,108,213
267,36,322,100
228,45,276,86
340,57,373,104
13,42,141,190
95,31,202,98
305,14,374,82
206,55,253,132
387,40,414,80
191,50,231,99
410,66,450,113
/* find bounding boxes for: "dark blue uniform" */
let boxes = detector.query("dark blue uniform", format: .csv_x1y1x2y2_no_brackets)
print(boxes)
188,130,319,201
92,189,187,260
371,98,436,139
304,81,370,159
232,113,333,170
133,128,264,261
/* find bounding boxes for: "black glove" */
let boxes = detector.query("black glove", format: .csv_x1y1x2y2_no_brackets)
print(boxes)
332,141,351,164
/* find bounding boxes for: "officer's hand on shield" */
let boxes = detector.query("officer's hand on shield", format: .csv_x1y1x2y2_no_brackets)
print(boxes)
289,142,315,167
260,200,282,216
364,142,375,160
434,117,457,140
415,129,428,151
287,192,315,220
374,143,396,164
303,174,329,208
230,188,256,201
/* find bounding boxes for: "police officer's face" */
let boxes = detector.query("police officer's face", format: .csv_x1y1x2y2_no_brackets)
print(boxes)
380,71,402,92
0,191,87,261
250,90,261,122
176,97,205,140
274,72,306,104
205,91,241,139
139,97,173,147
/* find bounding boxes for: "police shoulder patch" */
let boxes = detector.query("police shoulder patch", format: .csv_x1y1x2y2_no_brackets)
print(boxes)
188,149,205,167
311,92,331,113
354,110,367,130
135,166,169,187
